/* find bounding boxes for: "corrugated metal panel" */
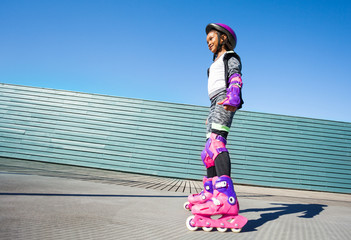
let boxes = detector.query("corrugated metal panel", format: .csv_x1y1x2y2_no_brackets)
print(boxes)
0,83,350,193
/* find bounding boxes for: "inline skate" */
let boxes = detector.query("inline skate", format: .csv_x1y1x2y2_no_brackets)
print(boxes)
184,176,213,211
186,175,247,232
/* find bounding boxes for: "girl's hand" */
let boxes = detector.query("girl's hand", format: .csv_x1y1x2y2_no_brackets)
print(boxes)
217,99,237,112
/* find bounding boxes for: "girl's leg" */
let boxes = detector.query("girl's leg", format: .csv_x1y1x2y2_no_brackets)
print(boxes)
206,98,216,178
215,152,231,177
207,166,217,178
205,91,235,178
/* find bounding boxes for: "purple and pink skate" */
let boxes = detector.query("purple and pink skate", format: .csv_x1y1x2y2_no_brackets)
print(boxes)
185,175,247,232
184,176,213,211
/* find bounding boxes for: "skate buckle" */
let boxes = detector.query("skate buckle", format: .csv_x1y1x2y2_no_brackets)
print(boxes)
215,181,227,189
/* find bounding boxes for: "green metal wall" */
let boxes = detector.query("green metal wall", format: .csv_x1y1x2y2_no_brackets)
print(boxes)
1,83,350,193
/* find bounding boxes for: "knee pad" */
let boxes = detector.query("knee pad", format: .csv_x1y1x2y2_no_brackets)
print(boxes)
201,133,228,168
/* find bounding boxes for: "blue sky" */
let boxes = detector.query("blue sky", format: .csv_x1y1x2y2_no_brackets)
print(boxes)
1,0,350,122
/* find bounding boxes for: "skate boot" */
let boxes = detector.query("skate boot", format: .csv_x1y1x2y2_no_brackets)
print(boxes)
183,177,213,211
186,175,248,233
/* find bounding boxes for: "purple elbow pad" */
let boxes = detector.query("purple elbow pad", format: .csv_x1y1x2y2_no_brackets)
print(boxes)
222,73,242,107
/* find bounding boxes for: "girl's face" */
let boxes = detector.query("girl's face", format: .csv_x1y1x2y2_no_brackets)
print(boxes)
206,30,219,53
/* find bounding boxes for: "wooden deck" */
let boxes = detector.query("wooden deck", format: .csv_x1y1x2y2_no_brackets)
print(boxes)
0,157,203,194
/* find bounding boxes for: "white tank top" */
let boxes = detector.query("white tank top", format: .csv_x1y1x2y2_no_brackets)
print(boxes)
208,54,226,99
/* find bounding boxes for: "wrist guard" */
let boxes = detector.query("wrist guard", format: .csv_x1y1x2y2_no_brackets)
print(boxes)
222,73,242,107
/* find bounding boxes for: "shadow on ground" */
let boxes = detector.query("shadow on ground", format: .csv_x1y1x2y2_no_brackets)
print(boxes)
241,203,327,232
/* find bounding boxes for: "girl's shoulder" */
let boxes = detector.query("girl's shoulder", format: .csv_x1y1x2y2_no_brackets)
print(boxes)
224,51,242,78
223,51,241,65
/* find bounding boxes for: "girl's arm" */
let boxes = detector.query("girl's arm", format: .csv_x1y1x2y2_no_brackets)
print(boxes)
218,56,243,112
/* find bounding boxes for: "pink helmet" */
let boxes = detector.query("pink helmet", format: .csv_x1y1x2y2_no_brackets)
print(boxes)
206,23,237,50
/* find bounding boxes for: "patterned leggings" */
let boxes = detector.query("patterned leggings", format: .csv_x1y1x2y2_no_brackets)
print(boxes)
206,91,235,139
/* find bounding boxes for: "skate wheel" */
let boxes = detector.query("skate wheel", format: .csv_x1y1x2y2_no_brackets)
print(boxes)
183,202,190,211
202,226,213,232
231,228,242,233
186,215,198,231
217,227,227,233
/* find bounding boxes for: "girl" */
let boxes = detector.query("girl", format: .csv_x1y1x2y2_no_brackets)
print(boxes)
185,23,247,233
186,22,243,211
